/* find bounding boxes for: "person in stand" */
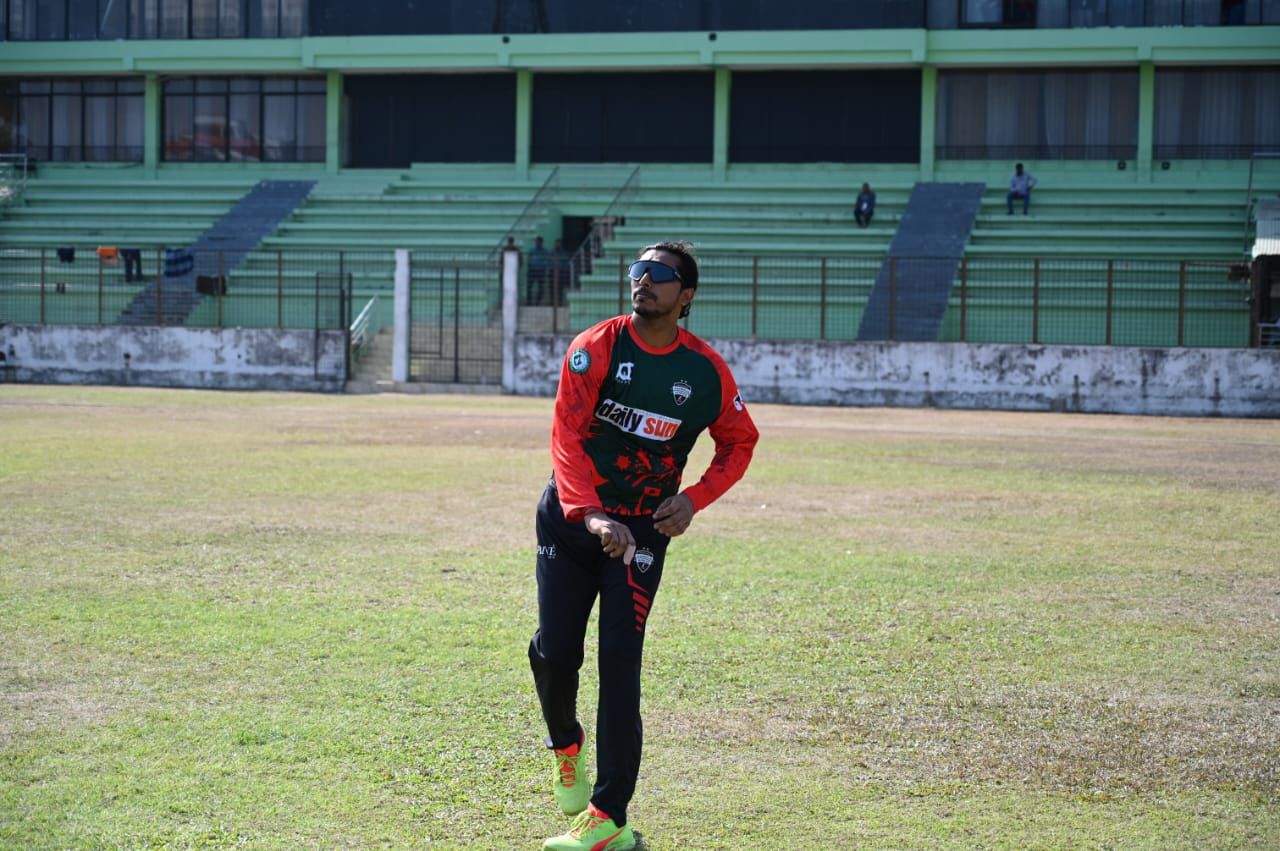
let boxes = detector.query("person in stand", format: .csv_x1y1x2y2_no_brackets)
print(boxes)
1007,162,1038,215
528,236,551,305
528,240,759,850
549,238,570,306
854,182,877,228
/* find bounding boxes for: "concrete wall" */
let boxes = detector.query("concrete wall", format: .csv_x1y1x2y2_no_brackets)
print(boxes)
514,335,1280,418
0,324,347,392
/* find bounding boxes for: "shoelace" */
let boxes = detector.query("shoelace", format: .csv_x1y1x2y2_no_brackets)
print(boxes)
556,751,578,787
570,810,607,839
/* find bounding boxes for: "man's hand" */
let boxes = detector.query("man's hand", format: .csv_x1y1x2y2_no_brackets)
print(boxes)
653,493,695,538
584,511,635,560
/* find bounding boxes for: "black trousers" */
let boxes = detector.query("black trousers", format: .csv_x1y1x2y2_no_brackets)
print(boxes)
528,482,668,827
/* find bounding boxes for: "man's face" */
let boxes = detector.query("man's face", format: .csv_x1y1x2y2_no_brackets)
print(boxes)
631,249,693,320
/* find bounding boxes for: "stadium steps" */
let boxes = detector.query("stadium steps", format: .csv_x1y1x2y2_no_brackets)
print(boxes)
117,180,317,326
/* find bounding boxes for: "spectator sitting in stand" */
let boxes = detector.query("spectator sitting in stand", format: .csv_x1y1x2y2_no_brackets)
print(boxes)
1007,162,1038,215
527,236,550,305
854,182,877,228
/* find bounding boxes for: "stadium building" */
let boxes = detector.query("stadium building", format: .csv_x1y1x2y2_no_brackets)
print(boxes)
1,1,1278,413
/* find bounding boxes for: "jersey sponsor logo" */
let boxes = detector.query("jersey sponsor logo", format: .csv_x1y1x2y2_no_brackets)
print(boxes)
568,348,591,374
616,361,634,383
672,380,692,406
633,548,655,573
595,398,682,441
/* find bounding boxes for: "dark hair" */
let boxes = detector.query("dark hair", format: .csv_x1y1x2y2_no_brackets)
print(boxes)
639,240,698,291
639,240,698,318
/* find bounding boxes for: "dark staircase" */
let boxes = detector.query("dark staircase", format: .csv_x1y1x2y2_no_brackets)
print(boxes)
117,180,316,325
857,182,986,341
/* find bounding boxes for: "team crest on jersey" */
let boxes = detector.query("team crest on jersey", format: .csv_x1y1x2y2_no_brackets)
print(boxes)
633,548,655,574
616,361,634,383
568,348,591,374
672,380,692,406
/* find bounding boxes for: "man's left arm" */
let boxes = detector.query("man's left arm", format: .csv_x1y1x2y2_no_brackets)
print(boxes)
653,379,759,537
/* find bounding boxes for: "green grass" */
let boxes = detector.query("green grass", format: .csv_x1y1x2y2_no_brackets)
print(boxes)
1,386,1278,849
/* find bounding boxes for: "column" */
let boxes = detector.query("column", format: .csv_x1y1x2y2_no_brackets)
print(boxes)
144,74,160,175
515,70,533,178
1137,61,1155,182
713,67,730,181
919,65,937,182
325,70,342,174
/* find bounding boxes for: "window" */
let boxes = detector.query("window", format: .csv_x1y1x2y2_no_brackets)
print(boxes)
937,69,1139,160
7,77,143,162
1155,66,1280,159
163,76,326,163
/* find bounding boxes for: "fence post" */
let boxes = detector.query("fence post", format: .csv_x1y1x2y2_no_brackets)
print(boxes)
751,256,759,337
39,248,46,324
97,251,104,324
959,256,968,342
276,249,283,328
888,257,897,341
1177,259,1187,347
1105,259,1114,345
338,251,346,331
155,248,163,326
217,250,225,328
453,267,462,383
1032,258,1041,344
819,256,828,340
552,254,561,335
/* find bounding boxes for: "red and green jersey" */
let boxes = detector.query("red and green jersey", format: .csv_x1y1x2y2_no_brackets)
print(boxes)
551,315,759,522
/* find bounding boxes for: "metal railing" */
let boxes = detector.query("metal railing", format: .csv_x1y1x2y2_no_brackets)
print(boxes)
0,153,31,207
1243,151,1280,258
349,295,381,361
491,167,560,260
0,247,494,331
563,253,1254,348
566,165,641,292
937,144,1139,161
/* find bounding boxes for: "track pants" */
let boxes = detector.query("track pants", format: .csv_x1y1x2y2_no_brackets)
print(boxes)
528,482,668,827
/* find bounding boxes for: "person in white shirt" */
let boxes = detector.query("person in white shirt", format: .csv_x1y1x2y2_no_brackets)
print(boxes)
1007,162,1037,215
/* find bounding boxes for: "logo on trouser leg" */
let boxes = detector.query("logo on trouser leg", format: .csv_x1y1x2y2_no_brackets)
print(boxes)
633,548,654,573
537,544,557,558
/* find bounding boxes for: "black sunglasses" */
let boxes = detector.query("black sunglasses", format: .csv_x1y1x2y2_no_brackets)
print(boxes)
628,260,684,285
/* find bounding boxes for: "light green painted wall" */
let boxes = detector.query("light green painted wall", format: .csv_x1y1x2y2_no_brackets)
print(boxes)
2,27,1276,76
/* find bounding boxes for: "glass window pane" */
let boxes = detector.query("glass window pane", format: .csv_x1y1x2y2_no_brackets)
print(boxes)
298,93,325,161
194,93,226,160
85,94,115,160
19,80,52,94
118,79,145,94
119,93,144,160
196,78,228,93
160,0,188,38
229,92,261,161
281,0,304,36
263,77,294,93
53,80,81,93
51,94,81,160
101,0,128,38
68,0,98,38
130,0,159,38
192,0,218,37
229,77,259,93
298,77,326,93
20,95,50,159
219,0,244,36
163,94,193,160
83,79,115,93
37,0,67,40
263,93,294,160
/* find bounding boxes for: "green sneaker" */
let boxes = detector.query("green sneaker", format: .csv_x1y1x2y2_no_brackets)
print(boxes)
543,804,635,850
552,729,591,816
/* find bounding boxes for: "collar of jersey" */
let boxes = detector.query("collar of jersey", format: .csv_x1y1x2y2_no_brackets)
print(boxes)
625,317,683,355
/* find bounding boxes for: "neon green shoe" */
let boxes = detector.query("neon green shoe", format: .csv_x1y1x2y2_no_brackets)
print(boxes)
552,730,591,816
543,804,635,851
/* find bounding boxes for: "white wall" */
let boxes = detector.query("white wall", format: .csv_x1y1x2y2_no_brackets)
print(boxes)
514,335,1280,418
0,324,347,392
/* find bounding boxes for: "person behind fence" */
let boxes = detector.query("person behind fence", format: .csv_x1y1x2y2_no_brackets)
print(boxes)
1007,163,1037,215
528,236,551,305
120,248,143,283
550,238,570,304
854,182,877,228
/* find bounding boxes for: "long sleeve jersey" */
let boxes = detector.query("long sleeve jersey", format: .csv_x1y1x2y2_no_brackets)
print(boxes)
550,315,759,523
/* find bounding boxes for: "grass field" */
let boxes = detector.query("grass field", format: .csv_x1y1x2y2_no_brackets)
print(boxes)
1,385,1278,850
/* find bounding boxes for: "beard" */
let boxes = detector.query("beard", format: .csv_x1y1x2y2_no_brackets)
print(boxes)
632,294,668,320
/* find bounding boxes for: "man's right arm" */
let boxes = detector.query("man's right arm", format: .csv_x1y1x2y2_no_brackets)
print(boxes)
549,326,610,523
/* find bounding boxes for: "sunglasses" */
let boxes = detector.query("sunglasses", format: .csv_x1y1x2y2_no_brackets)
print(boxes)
628,260,684,285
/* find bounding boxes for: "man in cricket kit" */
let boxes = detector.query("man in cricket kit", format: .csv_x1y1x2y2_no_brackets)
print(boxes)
529,241,759,850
